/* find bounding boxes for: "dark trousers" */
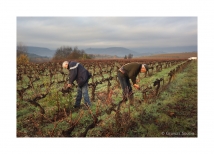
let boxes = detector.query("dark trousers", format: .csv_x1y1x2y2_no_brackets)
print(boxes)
117,71,132,97
75,82,91,107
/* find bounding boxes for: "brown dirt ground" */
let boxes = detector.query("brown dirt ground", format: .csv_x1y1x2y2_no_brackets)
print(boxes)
137,52,197,59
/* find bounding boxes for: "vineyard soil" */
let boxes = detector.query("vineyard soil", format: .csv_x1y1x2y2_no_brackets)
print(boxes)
17,59,197,137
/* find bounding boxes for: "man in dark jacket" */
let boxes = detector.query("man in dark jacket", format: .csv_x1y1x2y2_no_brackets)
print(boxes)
117,62,149,104
62,61,91,108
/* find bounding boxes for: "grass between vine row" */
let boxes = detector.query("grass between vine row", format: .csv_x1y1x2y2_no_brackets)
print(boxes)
17,60,197,137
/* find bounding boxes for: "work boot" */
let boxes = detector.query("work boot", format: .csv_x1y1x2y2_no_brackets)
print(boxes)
73,105,80,109
72,105,80,112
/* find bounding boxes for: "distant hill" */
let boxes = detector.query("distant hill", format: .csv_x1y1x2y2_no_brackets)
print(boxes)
85,46,197,58
85,47,140,57
24,45,197,59
26,52,50,62
27,53,46,58
26,46,55,57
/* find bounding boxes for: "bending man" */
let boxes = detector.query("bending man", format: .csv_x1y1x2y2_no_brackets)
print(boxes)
62,61,91,108
117,62,149,104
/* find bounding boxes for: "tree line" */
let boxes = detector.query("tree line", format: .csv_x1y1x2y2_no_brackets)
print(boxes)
17,44,93,64
124,54,133,59
17,43,133,64
52,46,93,61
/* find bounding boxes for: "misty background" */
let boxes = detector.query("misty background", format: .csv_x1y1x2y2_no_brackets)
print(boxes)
17,17,197,58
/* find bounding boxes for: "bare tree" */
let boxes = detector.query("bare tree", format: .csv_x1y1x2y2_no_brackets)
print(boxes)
128,54,133,59
52,46,92,61
17,42,28,57
17,42,29,64
52,46,72,60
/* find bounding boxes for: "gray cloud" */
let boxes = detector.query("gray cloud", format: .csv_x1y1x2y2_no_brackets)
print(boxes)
17,17,197,50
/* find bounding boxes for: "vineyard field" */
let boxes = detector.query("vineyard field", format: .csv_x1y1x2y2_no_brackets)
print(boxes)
17,58,197,137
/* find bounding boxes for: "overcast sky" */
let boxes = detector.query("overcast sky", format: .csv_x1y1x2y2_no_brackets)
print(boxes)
17,17,197,51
